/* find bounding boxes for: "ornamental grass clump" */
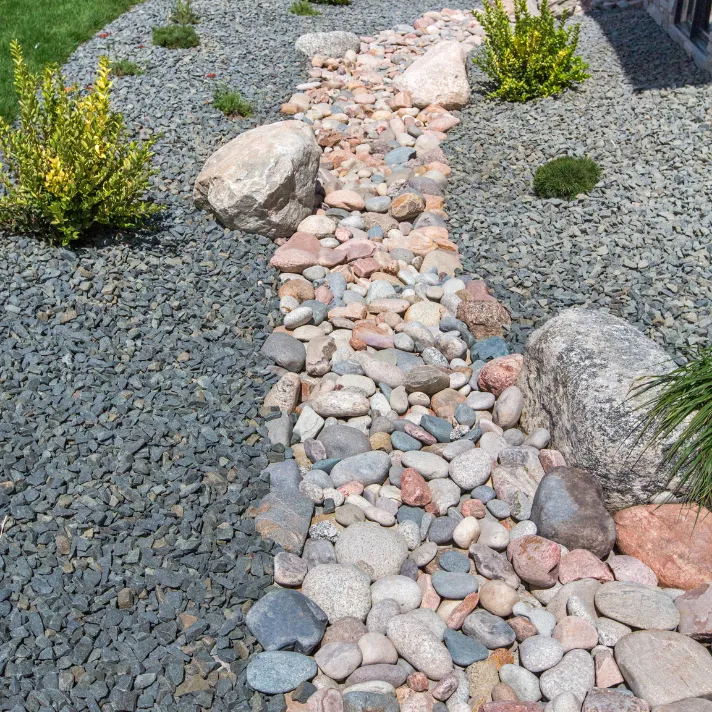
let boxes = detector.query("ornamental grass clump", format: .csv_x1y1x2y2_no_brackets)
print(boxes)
290,0,322,14
631,346,712,510
473,0,590,102
152,24,200,48
213,84,253,117
533,156,600,199
111,59,144,77
170,0,199,24
0,42,158,245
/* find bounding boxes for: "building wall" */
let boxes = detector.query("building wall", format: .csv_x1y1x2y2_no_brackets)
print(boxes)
645,0,712,71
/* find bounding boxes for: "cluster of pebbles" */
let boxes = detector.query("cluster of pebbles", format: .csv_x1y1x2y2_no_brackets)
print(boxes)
244,8,712,712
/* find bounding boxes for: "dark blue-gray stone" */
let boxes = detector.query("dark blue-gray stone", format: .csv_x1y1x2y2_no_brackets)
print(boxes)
408,176,443,197
343,692,400,712
431,571,479,599
311,458,340,473
419,414,452,443
486,499,511,519
454,403,477,428
368,226,384,239
384,147,416,166
245,590,327,654
413,212,447,229
438,550,471,573
462,610,516,649
444,628,489,666
427,517,457,545
397,505,424,526
255,490,314,553
246,651,317,694
266,460,301,493
461,426,483,444
301,300,327,326
472,485,496,503
400,558,419,581
391,431,422,452
530,466,616,559
332,359,364,376
318,425,371,459
471,337,509,362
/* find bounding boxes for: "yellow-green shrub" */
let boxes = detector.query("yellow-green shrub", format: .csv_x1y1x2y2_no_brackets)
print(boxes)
474,0,590,102
0,41,158,245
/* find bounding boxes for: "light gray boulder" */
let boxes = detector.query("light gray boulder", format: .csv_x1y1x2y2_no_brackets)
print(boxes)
518,308,675,510
194,120,320,240
295,31,361,58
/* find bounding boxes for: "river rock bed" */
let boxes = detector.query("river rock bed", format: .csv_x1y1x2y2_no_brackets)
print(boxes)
242,8,712,712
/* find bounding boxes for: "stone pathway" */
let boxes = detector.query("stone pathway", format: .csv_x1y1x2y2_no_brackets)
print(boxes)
233,8,712,712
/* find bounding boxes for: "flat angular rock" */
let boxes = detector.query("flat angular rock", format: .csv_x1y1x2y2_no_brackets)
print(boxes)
405,365,450,395
675,583,712,641
615,630,712,706
530,467,616,559
614,504,712,590
518,309,676,509
594,581,680,630
296,31,360,58
462,610,516,649
343,692,399,712
582,688,650,712
653,701,712,712
247,651,317,693
393,40,470,110
246,589,327,654
194,121,319,240
255,491,313,553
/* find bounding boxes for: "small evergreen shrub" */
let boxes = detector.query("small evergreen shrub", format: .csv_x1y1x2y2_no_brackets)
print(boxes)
213,85,253,117
152,25,200,48
170,0,199,24
631,346,712,510
290,0,321,14
473,0,590,102
0,42,158,245
533,156,600,199
111,59,145,77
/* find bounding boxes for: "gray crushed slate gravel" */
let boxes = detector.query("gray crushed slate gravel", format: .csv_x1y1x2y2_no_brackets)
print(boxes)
447,8,712,360
0,0,474,710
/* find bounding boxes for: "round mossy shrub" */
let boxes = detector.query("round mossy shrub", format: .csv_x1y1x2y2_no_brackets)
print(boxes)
533,156,601,200
152,25,199,49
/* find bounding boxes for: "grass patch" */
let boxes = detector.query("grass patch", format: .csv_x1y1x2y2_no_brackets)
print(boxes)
213,84,253,117
152,24,199,48
533,156,601,200
631,347,712,510
290,0,322,15
170,0,199,24
111,58,144,76
0,0,142,121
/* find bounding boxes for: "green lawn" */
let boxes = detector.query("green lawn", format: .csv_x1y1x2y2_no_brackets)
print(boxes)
0,0,142,120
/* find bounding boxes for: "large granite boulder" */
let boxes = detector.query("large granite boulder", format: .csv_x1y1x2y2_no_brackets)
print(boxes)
393,40,470,110
518,309,675,510
295,31,360,58
530,466,616,559
194,120,320,240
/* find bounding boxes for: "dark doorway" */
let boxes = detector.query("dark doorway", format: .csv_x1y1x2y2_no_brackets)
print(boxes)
676,0,712,49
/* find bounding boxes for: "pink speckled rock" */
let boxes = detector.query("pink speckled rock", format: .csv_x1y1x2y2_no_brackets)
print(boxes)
478,354,524,397
558,549,614,584
553,615,599,652
507,535,561,588
539,449,567,472
608,555,658,587
325,190,366,211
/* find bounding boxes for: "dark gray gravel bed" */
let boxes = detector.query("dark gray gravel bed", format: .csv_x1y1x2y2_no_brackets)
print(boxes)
447,8,712,360
0,1,476,710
